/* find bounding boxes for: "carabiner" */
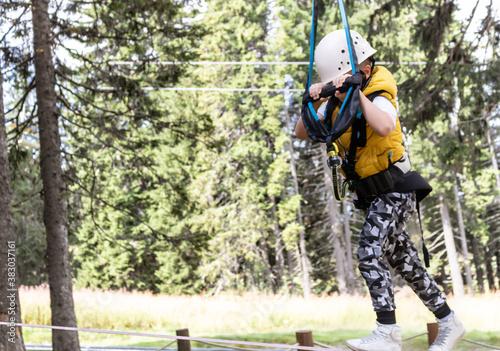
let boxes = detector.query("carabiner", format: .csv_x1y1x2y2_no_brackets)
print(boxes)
326,144,348,201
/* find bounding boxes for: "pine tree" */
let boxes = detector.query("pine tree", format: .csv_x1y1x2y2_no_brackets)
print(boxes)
32,0,81,348
57,0,208,293
0,51,26,351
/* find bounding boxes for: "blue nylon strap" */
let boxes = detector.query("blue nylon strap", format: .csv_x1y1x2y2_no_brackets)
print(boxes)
307,0,315,89
303,0,359,131
330,0,358,135
307,0,319,121
338,0,357,73
335,87,353,121
308,102,320,121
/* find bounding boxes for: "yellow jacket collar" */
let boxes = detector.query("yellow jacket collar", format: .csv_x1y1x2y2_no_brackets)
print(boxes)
363,66,397,99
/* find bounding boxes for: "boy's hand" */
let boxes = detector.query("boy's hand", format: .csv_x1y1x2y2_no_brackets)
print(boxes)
333,74,351,102
309,83,327,101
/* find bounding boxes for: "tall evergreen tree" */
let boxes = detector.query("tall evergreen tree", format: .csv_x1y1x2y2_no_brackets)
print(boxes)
0,52,26,351
57,0,208,293
32,0,80,348
186,0,310,294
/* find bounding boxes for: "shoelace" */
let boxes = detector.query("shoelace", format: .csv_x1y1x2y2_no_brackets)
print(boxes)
360,328,388,343
433,327,451,346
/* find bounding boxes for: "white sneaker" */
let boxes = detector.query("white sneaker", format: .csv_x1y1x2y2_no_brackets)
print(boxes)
429,312,466,351
346,322,402,351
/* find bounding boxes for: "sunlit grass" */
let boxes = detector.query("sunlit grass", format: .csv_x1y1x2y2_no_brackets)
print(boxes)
19,286,500,349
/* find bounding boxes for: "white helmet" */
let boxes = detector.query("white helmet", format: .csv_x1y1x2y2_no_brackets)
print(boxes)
315,30,377,83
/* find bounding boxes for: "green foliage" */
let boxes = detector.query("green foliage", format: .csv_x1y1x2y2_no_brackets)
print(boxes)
9,149,46,286
2,0,499,295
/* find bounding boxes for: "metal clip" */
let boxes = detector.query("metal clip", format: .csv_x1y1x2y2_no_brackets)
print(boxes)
326,144,348,201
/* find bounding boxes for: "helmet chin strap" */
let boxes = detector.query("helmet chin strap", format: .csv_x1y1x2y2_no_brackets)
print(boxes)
361,76,372,91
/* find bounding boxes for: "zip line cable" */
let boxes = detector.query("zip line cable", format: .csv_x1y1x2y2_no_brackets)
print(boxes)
108,61,427,66
102,61,427,92
140,87,305,93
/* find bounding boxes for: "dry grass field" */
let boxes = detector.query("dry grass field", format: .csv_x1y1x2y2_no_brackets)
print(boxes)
19,286,500,349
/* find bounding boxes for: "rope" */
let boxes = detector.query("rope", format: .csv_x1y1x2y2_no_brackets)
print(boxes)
305,0,320,122
306,0,317,89
0,323,341,351
100,87,304,93
283,343,300,351
402,332,428,341
154,340,176,351
142,87,304,93
313,341,335,348
6,323,499,350
198,340,271,351
110,61,311,66
334,0,357,134
107,61,427,66
462,338,500,350
338,0,357,74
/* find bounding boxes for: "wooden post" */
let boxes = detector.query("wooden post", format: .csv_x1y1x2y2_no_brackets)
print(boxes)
296,330,314,350
427,323,439,346
176,328,191,351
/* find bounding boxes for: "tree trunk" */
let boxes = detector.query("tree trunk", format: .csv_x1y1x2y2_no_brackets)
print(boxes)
342,200,356,292
0,53,26,351
273,223,286,290
496,243,500,289
320,150,347,294
32,1,80,350
486,122,500,203
485,251,496,291
470,234,485,293
257,238,275,291
271,193,288,291
438,193,465,297
453,176,474,294
286,249,295,293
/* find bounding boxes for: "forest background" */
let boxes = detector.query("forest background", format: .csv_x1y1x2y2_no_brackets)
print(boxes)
0,0,499,350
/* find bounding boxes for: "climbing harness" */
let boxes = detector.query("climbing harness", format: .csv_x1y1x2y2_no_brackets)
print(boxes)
303,0,362,201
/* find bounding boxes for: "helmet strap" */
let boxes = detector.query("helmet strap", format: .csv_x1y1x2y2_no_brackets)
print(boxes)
361,75,372,91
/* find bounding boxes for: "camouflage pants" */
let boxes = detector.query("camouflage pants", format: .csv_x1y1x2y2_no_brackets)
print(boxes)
357,192,447,313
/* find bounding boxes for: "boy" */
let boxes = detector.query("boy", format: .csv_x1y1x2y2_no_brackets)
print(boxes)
295,30,466,351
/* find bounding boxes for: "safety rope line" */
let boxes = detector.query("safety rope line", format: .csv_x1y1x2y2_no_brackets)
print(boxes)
313,341,334,348
305,0,320,122
5,323,499,351
142,87,304,92
197,340,273,351
100,87,304,93
283,343,299,351
333,0,358,137
154,339,176,351
401,332,427,341
0,322,342,351
338,0,357,74
107,61,427,66
461,338,500,350
306,0,317,88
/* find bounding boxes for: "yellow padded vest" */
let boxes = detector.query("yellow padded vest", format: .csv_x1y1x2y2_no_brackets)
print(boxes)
330,66,406,179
